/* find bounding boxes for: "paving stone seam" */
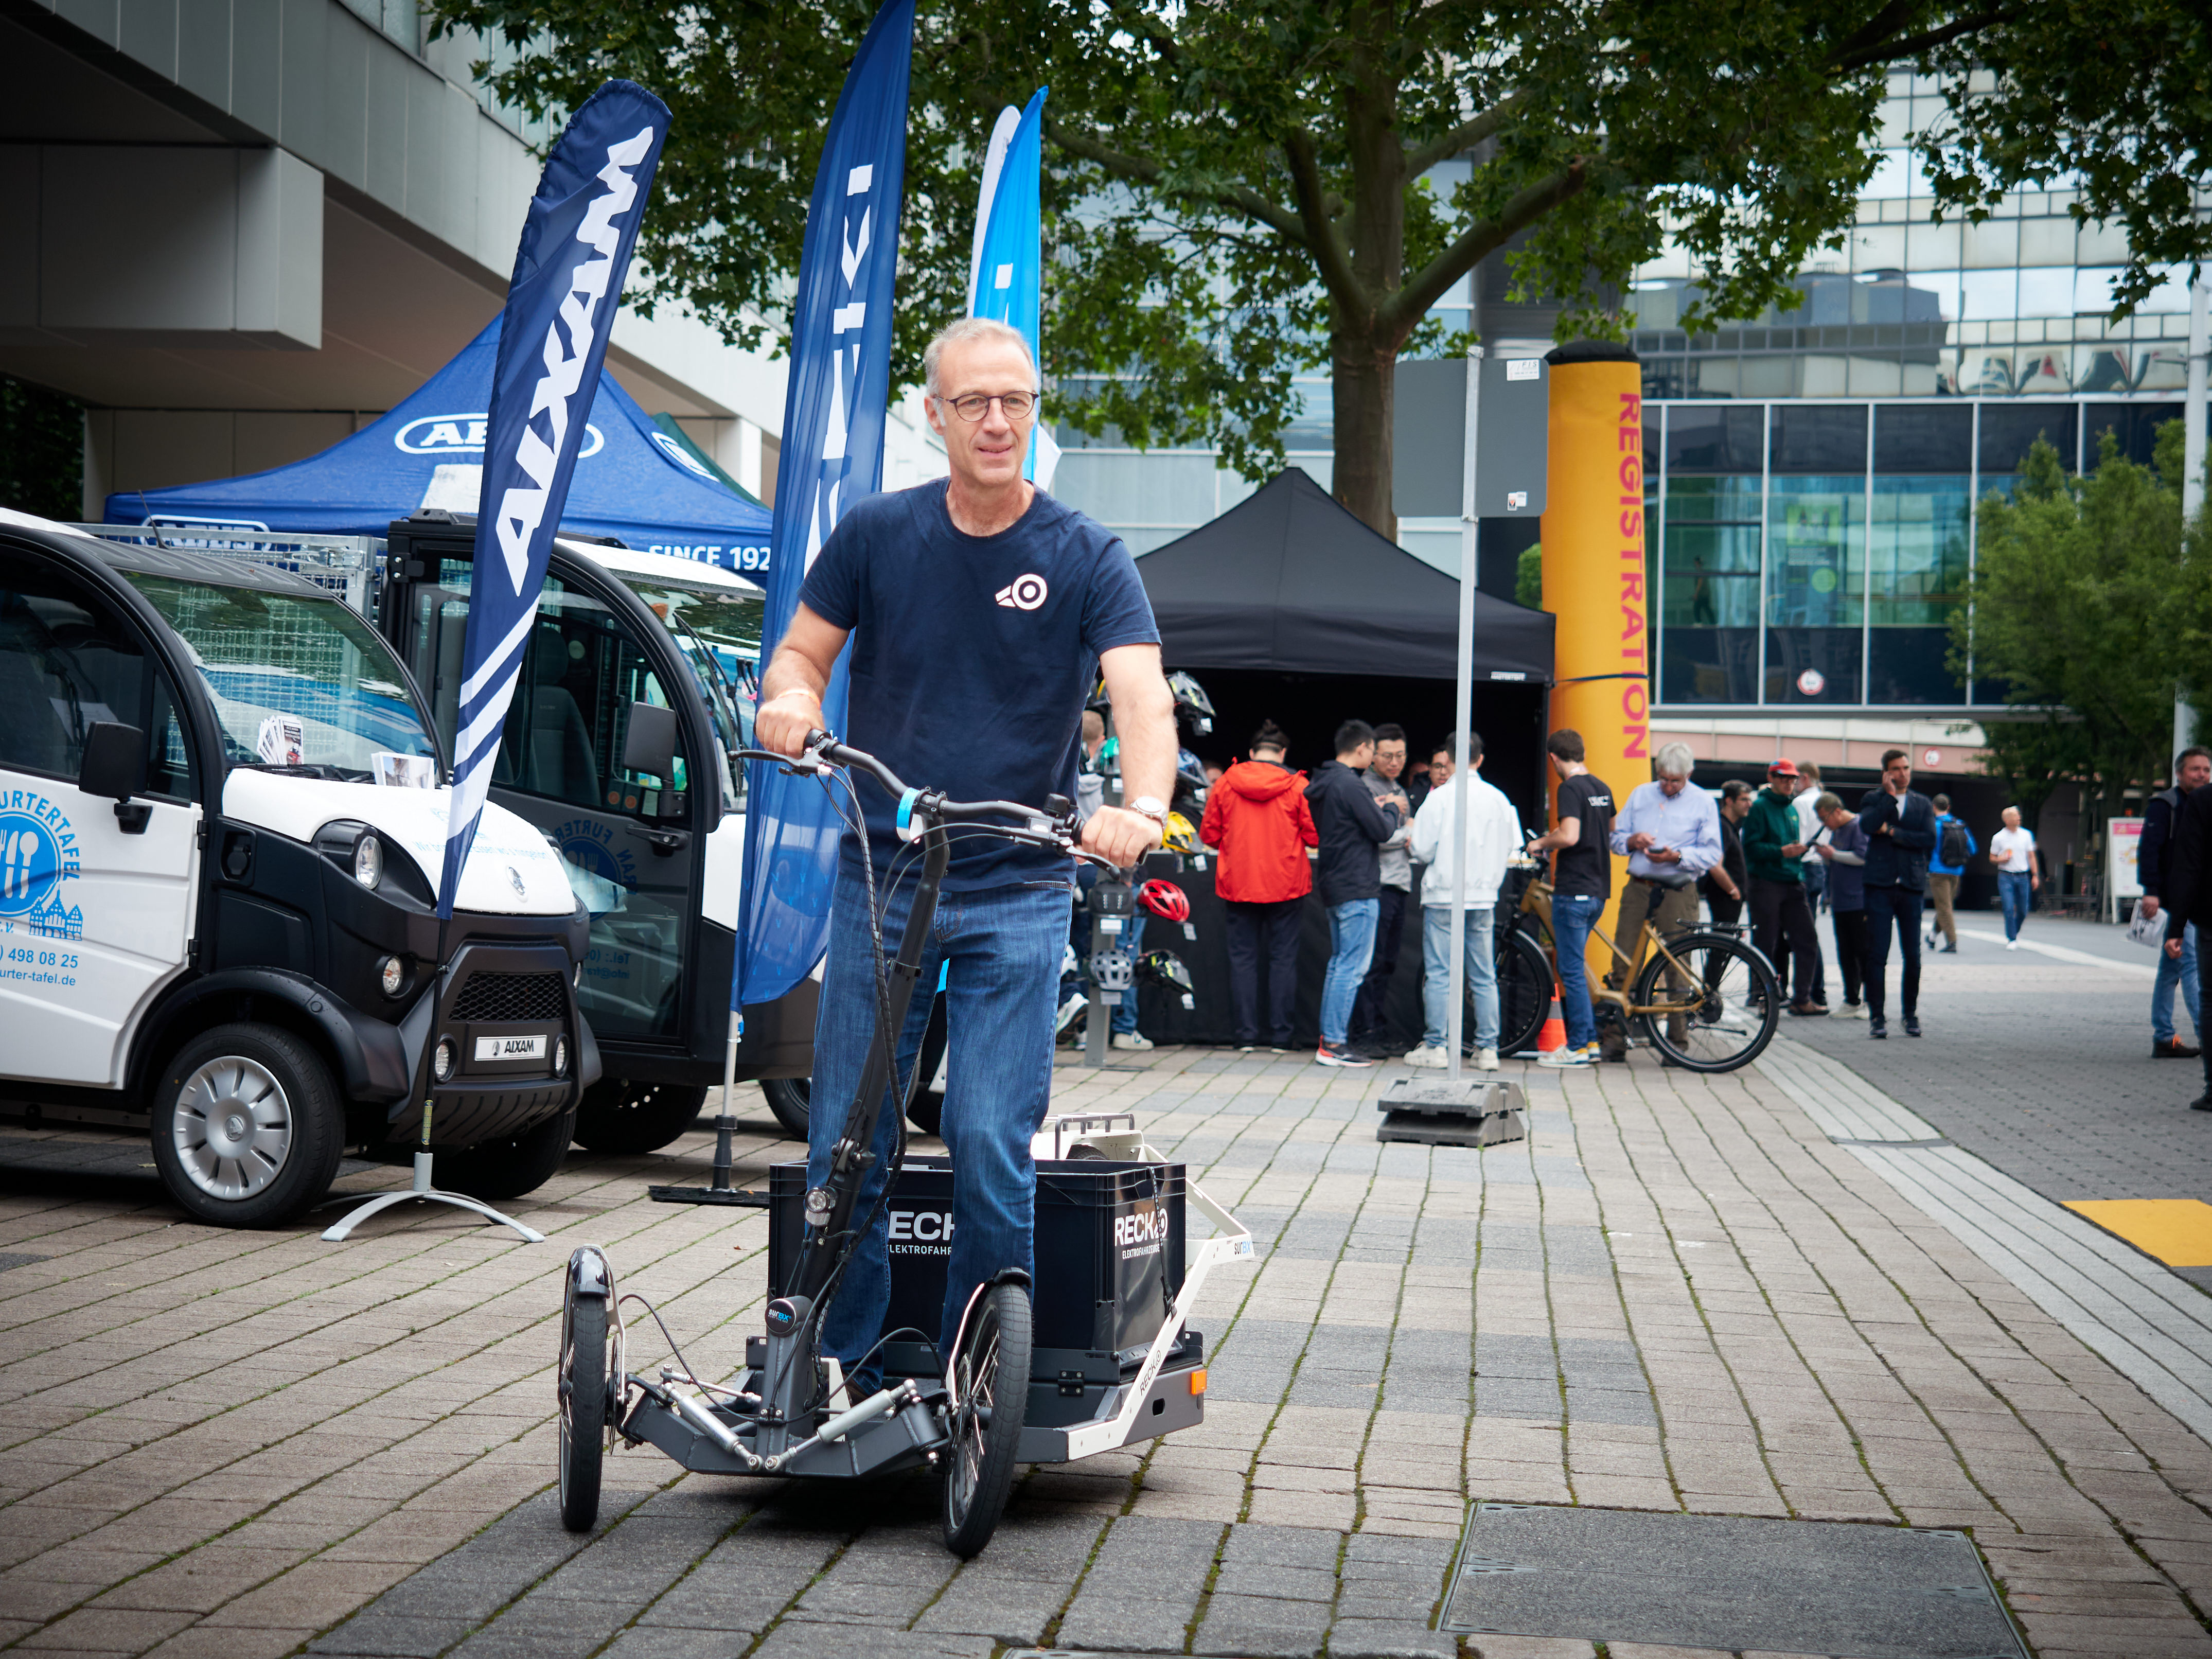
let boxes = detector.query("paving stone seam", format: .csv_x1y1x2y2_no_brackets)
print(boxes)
0,1161,802,1636
1708,1049,2212,1645
0,1150,788,1429
1686,1066,2042,1526
0,1180,762,1548
1585,1066,1829,1517
1763,1037,2212,1440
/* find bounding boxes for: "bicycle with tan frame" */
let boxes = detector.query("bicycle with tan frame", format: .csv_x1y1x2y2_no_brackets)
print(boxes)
1507,866,1781,1071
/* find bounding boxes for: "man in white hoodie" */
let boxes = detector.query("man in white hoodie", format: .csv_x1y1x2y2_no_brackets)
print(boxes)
1403,731,1525,1071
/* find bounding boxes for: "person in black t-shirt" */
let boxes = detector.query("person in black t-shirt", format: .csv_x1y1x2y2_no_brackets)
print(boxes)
757,317,1174,1390
1525,729,1613,1066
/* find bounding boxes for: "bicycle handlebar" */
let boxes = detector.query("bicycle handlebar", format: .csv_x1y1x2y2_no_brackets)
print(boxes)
734,732,1125,873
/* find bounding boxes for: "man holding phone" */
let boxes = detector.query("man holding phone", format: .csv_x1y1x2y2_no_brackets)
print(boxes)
1605,743,1722,1045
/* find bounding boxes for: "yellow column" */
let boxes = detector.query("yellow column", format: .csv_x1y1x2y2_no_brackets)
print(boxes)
1541,346,1647,979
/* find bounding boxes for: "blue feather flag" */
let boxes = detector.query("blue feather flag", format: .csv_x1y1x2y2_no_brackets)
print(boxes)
436,79,671,920
734,0,914,1009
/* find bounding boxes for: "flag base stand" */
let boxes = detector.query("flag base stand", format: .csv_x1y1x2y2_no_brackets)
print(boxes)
652,1015,773,1207
1376,1078,1527,1149
650,1098,770,1208
320,1151,546,1243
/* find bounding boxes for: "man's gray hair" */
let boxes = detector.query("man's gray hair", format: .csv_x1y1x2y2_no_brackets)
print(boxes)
923,316,1038,397
1652,741,1696,778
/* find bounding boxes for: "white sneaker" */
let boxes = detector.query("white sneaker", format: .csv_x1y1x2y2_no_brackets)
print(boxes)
1838,1001,1868,1020
1402,1043,1449,1069
1537,1046,1591,1068
1054,993,1087,1036
2006,939,2020,951
1111,1031,1155,1051
1478,1048,1500,1072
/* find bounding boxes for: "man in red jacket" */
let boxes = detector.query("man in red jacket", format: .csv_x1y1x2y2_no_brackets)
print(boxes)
1201,720,1319,1051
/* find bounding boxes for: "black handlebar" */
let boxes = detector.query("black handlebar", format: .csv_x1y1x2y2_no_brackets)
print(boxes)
735,732,1125,873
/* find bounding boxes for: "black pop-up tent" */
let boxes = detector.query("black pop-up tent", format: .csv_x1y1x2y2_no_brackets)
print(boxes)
1136,466,1554,682
1125,467,1555,1051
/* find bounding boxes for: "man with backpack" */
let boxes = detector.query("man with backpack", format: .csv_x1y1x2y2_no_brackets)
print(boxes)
1926,794,1975,954
2140,747,2209,1061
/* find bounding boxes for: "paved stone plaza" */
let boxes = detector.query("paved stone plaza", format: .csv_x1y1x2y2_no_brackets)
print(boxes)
6,933,2212,1658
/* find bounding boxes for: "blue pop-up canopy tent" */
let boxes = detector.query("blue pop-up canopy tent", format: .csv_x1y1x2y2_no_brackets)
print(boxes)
105,315,773,574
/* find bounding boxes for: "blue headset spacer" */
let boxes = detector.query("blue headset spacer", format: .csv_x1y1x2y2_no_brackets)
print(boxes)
896,788,923,841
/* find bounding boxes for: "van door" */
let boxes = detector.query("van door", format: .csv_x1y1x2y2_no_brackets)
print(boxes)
0,552,202,1087
400,559,702,1052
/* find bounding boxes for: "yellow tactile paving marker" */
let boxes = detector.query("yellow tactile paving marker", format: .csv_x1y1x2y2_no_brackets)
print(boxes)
2062,1199,2212,1266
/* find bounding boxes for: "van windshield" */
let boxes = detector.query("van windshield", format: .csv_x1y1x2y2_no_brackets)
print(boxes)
123,574,440,778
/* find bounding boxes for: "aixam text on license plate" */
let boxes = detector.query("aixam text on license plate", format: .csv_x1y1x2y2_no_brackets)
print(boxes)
475,1035,546,1062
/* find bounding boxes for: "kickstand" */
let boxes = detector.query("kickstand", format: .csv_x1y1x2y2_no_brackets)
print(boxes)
320,1149,546,1244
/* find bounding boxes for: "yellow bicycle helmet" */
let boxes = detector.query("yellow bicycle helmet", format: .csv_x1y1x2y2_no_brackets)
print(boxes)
1162,810,1199,853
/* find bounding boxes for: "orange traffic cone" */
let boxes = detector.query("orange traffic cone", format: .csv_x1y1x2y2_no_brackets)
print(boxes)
1535,989,1568,1055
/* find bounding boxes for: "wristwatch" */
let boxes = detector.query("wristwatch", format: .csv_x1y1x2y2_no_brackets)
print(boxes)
1128,796,1169,826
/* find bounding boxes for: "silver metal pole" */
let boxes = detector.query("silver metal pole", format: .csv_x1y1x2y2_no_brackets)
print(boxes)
2180,275,2207,759
1446,348,1483,1082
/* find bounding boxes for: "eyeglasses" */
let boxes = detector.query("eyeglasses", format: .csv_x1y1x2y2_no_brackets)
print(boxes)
936,390,1038,422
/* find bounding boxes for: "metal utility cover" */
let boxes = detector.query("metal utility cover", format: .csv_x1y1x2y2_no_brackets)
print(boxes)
1392,356,1550,519
1443,1504,2023,1658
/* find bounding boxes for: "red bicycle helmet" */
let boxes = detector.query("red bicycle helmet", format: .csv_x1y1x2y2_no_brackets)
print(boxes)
1138,879,1191,923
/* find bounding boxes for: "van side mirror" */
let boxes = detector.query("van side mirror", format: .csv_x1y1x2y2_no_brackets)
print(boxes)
79,721,152,834
621,702,678,785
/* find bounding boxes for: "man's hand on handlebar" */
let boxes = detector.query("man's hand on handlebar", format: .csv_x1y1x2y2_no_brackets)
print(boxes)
1082,804,1162,870
756,689,826,759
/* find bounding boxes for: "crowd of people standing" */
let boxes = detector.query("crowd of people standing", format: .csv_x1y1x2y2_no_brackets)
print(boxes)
1184,714,2200,1088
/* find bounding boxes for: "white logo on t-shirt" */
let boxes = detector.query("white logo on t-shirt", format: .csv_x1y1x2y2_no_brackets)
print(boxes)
995,573,1048,610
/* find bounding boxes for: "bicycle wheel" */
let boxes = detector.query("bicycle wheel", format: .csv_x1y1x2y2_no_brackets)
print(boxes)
942,1281,1031,1559
1496,924,1553,1057
1632,931,1780,1073
557,1283,609,1533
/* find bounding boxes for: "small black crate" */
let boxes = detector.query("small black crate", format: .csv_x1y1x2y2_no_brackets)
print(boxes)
765,1155,1187,1385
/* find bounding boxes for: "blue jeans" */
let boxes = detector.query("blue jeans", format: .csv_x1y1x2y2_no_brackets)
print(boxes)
1422,905,1498,1050
1320,898,1379,1045
1998,870,2032,940
808,860,1070,1387
1550,893,1601,1050
2155,921,2200,1044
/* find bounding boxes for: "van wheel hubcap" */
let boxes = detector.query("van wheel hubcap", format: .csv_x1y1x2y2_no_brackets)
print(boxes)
174,1057,293,1199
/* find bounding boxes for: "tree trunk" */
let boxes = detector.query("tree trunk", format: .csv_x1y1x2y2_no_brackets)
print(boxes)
1332,324,1397,540
1329,37,1406,540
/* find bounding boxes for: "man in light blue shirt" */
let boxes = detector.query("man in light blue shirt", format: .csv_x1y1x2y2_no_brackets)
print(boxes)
1605,743,1723,1038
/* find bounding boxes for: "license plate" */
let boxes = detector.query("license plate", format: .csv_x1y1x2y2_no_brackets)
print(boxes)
474,1035,546,1062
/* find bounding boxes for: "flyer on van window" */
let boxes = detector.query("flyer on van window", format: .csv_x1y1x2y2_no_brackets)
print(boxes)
256,715,305,766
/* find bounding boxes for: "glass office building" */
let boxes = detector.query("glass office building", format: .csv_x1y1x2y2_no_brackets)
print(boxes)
1646,396,2182,714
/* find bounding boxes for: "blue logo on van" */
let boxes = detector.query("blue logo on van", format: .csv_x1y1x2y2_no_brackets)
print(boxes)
1,795,83,937
556,819,636,891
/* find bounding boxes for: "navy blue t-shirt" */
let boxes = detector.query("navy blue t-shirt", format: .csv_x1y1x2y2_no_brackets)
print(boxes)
799,479,1160,890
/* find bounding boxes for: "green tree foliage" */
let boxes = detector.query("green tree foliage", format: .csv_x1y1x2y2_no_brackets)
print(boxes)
1951,422,2206,829
0,376,83,523
425,1,2212,535
1515,542,1543,609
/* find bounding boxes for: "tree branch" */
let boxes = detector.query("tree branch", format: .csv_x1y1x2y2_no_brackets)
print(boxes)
1283,127,1367,316
1403,89,1536,179
1379,160,1588,337
1829,8,2013,73
1041,115,1307,245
